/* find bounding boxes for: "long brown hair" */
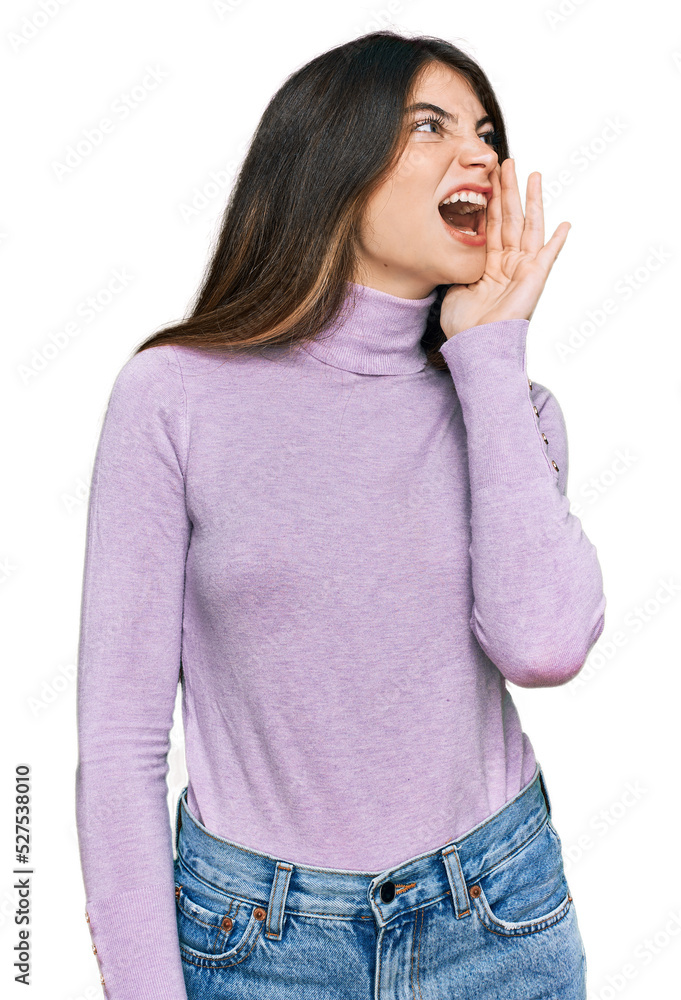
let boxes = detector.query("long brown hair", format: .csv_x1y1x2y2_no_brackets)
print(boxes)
135,30,510,370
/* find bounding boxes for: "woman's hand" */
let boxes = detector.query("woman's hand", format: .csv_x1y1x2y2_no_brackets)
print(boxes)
439,159,571,339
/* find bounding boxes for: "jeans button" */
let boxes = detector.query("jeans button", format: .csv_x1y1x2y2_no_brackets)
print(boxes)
380,881,395,902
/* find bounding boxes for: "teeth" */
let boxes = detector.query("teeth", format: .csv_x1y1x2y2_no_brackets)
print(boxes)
439,190,488,208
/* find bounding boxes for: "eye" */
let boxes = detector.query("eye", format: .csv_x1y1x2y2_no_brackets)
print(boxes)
480,130,502,148
413,117,502,149
413,113,447,133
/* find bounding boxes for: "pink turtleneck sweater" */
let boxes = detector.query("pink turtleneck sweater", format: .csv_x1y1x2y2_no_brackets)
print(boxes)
75,280,606,999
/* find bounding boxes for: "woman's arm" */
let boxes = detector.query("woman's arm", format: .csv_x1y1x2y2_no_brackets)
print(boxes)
75,345,190,999
439,318,606,688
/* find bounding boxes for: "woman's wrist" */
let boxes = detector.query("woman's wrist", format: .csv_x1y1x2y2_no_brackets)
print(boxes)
444,314,530,339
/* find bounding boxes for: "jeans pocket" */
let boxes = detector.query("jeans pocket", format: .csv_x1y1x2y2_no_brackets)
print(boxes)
174,856,268,968
468,818,573,937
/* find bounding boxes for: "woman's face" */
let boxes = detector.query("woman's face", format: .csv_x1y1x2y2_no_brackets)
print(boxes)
354,61,500,299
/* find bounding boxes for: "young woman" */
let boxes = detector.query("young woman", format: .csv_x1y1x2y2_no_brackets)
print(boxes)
75,30,606,999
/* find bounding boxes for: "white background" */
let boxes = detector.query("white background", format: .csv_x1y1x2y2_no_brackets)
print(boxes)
2,0,680,998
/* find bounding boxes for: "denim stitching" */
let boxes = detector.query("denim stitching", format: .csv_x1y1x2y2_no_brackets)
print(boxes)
449,766,543,848
468,815,550,885
410,910,418,996
411,907,424,999
471,887,573,938
288,889,450,923
268,863,292,937
176,884,241,931
177,850,266,909
441,845,471,918
264,864,282,938
179,918,265,968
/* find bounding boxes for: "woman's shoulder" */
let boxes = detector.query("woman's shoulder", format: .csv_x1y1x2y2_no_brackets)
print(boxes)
114,342,247,391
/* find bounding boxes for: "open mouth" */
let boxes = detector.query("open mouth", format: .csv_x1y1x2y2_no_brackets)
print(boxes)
438,202,485,236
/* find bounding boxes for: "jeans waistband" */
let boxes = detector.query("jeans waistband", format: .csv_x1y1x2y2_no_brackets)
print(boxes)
174,760,552,933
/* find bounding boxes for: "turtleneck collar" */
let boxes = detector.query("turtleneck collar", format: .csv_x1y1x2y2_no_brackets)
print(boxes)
300,281,438,375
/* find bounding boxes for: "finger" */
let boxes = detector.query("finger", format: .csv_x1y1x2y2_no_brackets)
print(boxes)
520,172,545,256
500,158,524,250
485,162,503,253
535,221,571,275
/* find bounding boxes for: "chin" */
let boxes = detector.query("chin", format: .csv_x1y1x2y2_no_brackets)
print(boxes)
439,258,486,286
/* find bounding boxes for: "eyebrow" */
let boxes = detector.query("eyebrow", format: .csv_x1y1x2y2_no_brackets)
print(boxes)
404,102,493,129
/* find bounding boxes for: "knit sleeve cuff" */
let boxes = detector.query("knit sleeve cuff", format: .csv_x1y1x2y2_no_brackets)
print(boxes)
84,882,187,1000
439,317,529,377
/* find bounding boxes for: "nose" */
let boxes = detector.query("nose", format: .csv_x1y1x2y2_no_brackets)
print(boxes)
456,133,498,171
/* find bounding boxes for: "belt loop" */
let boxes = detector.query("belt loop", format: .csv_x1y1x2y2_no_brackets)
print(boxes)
174,786,186,855
441,844,471,919
538,766,552,818
264,862,293,940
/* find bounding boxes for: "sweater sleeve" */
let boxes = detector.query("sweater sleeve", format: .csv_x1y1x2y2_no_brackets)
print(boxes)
439,319,606,688
75,344,190,999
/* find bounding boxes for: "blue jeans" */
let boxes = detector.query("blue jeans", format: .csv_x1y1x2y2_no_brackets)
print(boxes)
173,761,587,998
